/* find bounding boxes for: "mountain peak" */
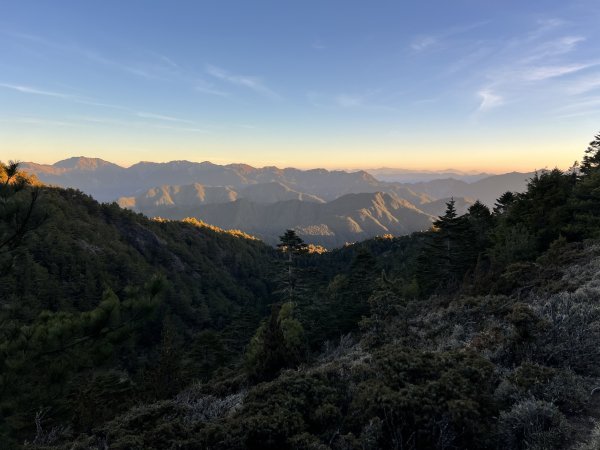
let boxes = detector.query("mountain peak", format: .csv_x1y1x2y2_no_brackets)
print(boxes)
53,157,119,170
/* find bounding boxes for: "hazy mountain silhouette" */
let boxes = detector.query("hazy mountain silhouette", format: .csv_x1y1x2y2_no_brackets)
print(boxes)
148,191,434,247
22,157,532,208
22,157,387,202
406,172,535,206
21,157,534,246
367,168,492,183
118,181,325,217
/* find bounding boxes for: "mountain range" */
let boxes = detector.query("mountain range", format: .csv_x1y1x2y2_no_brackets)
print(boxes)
21,157,535,246
366,167,492,183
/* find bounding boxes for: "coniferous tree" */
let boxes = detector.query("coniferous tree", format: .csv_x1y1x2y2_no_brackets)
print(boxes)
568,132,600,239
493,191,516,216
465,200,494,261
276,229,308,303
245,303,303,381
0,161,44,274
502,169,575,250
580,132,600,175
417,199,471,295
342,248,378,329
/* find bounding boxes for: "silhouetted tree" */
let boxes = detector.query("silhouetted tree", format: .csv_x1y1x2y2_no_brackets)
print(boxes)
580,132,600,175
0,161,44,273
277,229,308,303
493,191,516,215
417,199,471,294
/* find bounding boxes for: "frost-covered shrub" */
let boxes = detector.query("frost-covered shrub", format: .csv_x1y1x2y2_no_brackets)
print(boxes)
533,289,600,374
497,399,570,450
495,363,591,415
174,383,245,425
575,421,600,450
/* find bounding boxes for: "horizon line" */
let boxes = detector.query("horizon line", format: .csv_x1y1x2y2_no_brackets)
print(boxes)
16,154,547,175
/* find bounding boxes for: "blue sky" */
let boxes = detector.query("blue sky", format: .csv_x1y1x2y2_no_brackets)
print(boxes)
1,0,600,171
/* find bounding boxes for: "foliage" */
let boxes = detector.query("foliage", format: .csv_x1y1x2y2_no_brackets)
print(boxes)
9,132,600,448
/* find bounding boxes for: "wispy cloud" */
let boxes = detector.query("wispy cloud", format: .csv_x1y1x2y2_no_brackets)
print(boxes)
568,73,600,94
0,116,78,127
523,36,585,63
411,36,437,52
135,112,193,123
0,80,206,128
3,31,169,81
410,21,489,53
554,108,600,119
522,62,597,81
535,18,567,33
477,89,503,112
466,16,597,116
205,64,280,99
0,82,73,98
194,79,230,97
308,91,397,112
335,94,363,108
553,96,600,113
74,115,208,133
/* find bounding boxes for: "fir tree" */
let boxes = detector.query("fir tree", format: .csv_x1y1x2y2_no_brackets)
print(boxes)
276,229,308,303
580,132,600,176
417,199,471,294
493,191,516,215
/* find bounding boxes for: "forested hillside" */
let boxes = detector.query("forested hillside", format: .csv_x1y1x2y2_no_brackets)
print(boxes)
0,171,280,447
3,133,600,449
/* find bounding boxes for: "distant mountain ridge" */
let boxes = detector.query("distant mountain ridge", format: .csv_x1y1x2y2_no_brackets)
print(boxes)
21,156,533,205
149,191,435,247
20,156,535,246
367,167,492,183
118,181,326,216
22,157,387,202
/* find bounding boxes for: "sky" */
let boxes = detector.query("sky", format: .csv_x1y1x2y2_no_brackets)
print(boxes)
2,0,600,172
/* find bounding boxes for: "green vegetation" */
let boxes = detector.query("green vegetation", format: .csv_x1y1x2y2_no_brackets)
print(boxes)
3,133,600,449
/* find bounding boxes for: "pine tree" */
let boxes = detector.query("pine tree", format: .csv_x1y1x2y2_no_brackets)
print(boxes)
465,200,494,260
493,191,516,216
0,161,44,274
276,229,308,303
567,132,600,239
245,304,289,381
580,132,600,175
417,199,471,295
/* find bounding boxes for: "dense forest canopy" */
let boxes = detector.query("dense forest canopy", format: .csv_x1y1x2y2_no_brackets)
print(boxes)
2,133,600,448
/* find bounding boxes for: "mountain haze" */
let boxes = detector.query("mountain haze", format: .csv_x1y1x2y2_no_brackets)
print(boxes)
21,157,532,207
21,157,534,246
139,191,434,247
367,167,492,183
22,158,385,203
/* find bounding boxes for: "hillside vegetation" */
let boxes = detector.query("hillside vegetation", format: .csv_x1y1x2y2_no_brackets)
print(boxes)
2,133,600,449
22,158,534,247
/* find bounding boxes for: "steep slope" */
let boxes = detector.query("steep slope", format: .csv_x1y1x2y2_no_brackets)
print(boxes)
152,191,434,247
118,181,326,214
239,181,325,203
117,183,239,216
22,158,388,202
0,184,278,445
22,158,532,209
21,157,127,202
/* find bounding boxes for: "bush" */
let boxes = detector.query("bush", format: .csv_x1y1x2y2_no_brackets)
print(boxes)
497,399,571,450
533,289,600,374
